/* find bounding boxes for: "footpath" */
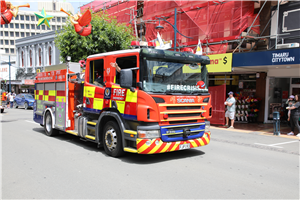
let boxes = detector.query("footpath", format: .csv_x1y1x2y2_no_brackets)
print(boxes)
211,122,299,140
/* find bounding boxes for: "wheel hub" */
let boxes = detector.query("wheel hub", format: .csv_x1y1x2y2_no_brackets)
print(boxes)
46,115,52,132
105,128,117,152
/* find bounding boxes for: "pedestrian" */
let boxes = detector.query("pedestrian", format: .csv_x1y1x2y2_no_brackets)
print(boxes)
6,92,11,108
224,91,236,129
286,94,300,137
286,95,295,123
9,92,14,108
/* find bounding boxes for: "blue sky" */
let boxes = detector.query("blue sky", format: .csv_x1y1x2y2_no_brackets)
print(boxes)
10,0,93,14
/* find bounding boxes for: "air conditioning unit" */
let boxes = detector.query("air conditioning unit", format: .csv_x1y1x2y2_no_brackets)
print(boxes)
277,43,299,49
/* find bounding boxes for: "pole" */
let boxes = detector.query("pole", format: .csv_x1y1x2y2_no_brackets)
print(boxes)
174,8,177,51
275,1,280,49
9,55,11,93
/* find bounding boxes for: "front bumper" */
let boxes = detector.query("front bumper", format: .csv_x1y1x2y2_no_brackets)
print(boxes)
136,131,210,154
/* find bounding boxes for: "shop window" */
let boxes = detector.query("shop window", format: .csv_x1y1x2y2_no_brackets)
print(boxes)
89,59,104,86
292,78,300,84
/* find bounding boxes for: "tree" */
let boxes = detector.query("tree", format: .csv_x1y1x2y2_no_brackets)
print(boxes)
55,12,135,62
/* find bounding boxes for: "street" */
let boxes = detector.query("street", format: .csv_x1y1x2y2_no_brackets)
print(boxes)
1,108,299,199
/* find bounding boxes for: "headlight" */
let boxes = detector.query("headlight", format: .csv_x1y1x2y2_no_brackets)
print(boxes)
138,130,160,139
205,121,210,132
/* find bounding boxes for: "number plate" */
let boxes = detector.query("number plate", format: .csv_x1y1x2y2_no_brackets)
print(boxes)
179,143,190,150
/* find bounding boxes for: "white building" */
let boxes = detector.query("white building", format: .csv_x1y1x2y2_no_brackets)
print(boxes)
0,1,73,56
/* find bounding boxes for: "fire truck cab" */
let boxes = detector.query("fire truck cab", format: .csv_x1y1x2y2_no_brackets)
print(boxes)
34,44,212,157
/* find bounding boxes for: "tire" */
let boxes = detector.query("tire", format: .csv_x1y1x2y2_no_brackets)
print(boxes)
24,102,28,110
103,121,124,157
13,101,18,109
44,111,59,136
1,109,3,113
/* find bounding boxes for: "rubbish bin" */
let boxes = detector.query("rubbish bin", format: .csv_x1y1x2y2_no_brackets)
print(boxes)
273,111,280,136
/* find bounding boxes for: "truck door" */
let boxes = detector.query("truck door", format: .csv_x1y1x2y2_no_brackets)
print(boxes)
110,54,139,121
83,58,105,113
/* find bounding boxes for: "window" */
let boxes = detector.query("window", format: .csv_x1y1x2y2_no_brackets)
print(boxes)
31,24,35,30
15,15,19,20
62,17,66,22
26,16,29,21
20,15,24,20
37,25,40,30
21,32,24,37
26,32,30,37
47,26,50,30
31,33,35,36
15,24,19,28
11,49,14,54
30,50,32,66
31,16,35,21
10,23,14,28
57,17,61,22
5,24,8,28
52,25,56,30
0,40,3,45
26,24,29,29
21,24,24,29
5,40,8,45
5,48,9,53
21,51,24,66
10,40,14,45
4,31,8,36
0,32,3,36
10,32,14,37
115,56,138,85
48,46,52,65
15,32,19,37
52,17,56,22
39,48,42,66
89,59,104,86
42,25,45,30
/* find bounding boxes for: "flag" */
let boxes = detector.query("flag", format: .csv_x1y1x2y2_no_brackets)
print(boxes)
195,39,203,55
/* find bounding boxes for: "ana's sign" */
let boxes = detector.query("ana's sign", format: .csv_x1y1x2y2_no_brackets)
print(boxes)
207,53,232,73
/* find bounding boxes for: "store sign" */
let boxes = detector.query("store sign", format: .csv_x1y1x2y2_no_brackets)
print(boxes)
24,80,35,85
233,48,300,67
207,53,232,73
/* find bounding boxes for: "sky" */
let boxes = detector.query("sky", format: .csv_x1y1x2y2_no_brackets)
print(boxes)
10,0,94,14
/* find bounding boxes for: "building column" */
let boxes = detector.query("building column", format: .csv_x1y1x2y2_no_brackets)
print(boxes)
43,43,46,67
52,41,56,65
16,48,19,68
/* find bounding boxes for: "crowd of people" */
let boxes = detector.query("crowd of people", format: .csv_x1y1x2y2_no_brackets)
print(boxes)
1,91,16,108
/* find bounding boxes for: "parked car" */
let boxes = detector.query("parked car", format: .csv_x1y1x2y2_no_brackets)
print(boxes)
14,93,34,110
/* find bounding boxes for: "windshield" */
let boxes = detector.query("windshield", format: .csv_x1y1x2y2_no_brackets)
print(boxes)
142,59,208,94
25,94,34,99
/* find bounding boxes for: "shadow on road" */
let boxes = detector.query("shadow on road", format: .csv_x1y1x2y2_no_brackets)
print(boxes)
32,127,206,164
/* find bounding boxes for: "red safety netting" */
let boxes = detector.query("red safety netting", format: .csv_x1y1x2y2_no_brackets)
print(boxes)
144,0,259,54
81,0,137,25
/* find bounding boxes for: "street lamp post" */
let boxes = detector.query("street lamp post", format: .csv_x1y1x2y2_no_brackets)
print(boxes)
155,8,193,51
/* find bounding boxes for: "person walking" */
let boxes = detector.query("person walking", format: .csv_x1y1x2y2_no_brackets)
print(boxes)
286,94,300,136
224,91,236,129
9,92,14,108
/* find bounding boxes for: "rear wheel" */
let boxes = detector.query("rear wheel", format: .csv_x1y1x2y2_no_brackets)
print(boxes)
103,121,124,157
44,112,59,136
1,109,3,113
24,102,28,110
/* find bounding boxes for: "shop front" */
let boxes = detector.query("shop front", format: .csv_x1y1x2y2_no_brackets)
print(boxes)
232,47,300,123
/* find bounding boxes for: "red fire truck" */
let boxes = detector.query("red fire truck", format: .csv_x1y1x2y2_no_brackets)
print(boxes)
34,42,212,157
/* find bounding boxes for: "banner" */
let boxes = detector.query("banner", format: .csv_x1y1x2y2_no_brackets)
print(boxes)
207,53,232,73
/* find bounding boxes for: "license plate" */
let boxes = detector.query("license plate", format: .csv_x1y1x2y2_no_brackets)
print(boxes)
179,143,190,150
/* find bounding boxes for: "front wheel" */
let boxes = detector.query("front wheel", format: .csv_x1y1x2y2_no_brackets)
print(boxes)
103,121,124,157
1,109,3,113
44,112,59,136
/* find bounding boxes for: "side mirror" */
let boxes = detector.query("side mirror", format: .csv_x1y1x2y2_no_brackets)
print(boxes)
120,69,135,92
